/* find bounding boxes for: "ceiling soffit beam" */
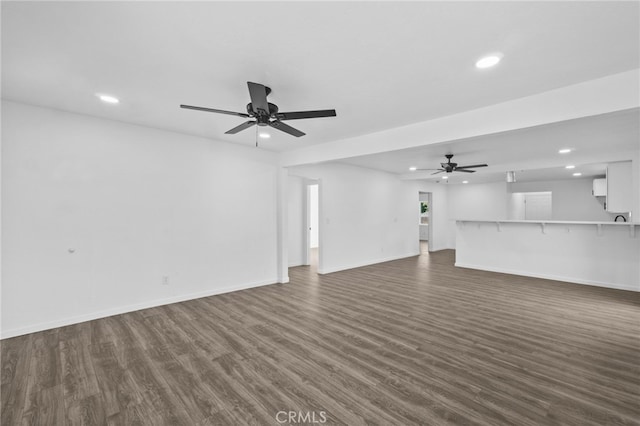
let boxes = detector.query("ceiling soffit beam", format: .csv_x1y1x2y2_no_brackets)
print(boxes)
280,69,640,168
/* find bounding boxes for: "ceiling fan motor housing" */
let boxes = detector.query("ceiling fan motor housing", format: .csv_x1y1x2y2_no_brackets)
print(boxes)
247,102,279,126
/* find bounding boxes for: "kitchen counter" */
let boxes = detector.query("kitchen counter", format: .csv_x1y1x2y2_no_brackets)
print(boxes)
455,220,640,291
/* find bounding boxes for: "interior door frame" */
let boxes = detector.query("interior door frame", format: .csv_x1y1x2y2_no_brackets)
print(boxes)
304,179,321,267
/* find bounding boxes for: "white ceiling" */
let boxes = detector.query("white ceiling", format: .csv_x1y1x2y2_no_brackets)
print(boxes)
340,108,640,184
2,1,639,152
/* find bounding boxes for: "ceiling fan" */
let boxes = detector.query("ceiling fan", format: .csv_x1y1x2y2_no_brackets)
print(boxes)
180,82,336,138
416,154,488,174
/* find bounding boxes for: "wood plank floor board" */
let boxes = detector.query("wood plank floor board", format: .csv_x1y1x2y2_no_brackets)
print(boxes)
199,299,414,425
201,311,408,425
247,324,434,424
64,393,106,426
2,246,639,425
1,334,33,426
240,295,548,426
258,276,636,420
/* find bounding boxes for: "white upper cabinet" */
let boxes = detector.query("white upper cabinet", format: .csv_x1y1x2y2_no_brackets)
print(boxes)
606,161,632,213
592,178,607,197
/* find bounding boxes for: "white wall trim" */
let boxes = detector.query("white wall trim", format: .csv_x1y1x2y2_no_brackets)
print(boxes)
455,262,638,293
318,252,420,275
1,278,279,339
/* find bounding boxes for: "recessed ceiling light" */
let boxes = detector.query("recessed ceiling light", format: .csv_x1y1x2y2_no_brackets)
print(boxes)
475,53,503,69
97,94,119,104
462,180,469,184
409,167,417,171
573,172,582,177
558,148,572,154
565,165,575,169
442,176,448,179
258,133,271,139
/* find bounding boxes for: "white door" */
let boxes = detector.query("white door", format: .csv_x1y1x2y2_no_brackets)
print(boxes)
524,192,552,220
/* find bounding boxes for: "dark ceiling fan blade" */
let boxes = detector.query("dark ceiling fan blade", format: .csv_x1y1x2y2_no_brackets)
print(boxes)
457,164,488,169
276,110,337,120
269,121,306,137
224,121,256,134
180,104,250,118
456,169,476,173
431,170,445,175
415,168,442,171
247,82,270,115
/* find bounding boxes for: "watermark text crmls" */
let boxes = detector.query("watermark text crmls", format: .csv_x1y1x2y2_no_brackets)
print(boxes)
275,410,327,424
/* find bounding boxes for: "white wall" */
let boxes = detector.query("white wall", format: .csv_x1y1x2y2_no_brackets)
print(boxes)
509,192,526,220
448,181,509,220
1,101,279,338
287,175,305,267
445,182,509,248
290,163,419,274
508,178,615,221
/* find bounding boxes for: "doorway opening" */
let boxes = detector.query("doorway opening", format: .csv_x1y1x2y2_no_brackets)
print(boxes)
286,176,322,275
307,183,319,269
419,192,432,254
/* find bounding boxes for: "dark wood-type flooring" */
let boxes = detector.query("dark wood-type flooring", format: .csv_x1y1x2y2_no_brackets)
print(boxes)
2,245,639,425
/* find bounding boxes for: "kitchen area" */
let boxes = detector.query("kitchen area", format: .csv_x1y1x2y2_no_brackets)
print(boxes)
454,160,640,291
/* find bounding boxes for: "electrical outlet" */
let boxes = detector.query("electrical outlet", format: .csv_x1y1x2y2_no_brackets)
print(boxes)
162,276,169,286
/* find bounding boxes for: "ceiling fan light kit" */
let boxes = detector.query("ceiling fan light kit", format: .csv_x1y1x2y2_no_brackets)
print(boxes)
180,82,336,145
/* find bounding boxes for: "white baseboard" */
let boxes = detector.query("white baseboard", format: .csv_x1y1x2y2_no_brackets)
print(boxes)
1,278,279,339
454,262,639,292
318,252,420,275
427,246,452,252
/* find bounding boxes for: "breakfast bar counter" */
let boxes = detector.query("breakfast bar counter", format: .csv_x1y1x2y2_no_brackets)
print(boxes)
455,220,640,292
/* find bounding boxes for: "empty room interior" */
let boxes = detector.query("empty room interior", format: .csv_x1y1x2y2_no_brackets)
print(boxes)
2,2,639,425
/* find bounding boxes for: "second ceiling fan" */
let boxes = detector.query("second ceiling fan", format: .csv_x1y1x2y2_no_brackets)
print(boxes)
416,154,488,174
180,82,336,137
